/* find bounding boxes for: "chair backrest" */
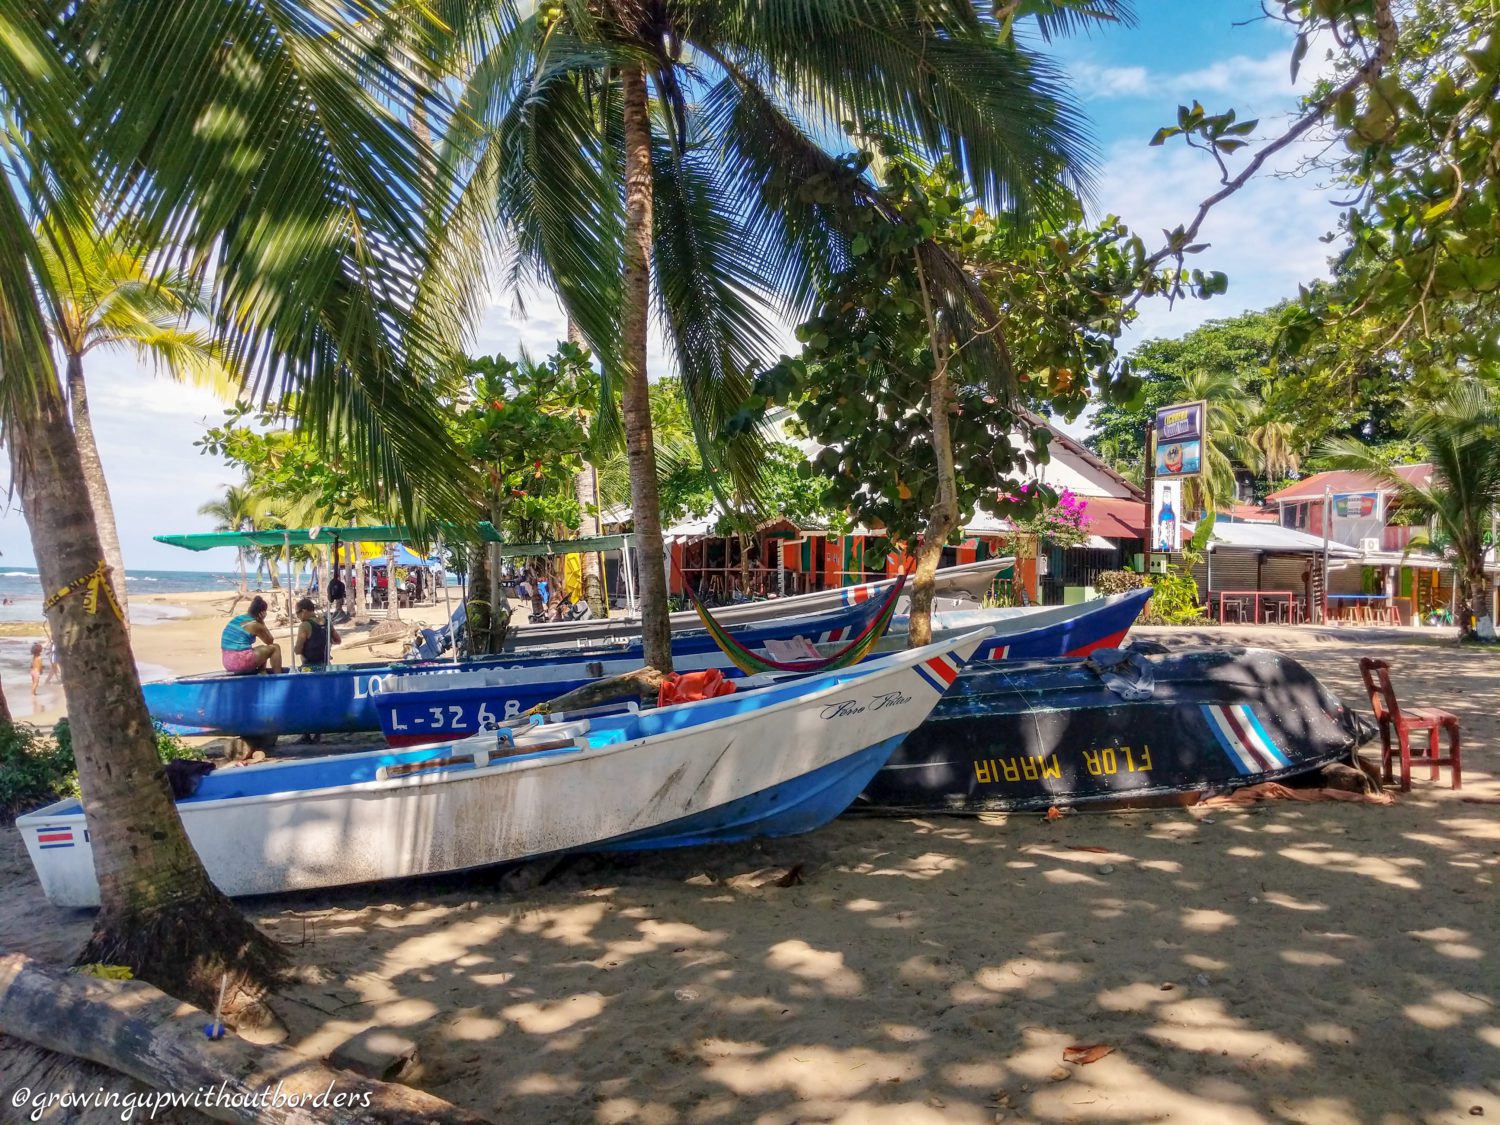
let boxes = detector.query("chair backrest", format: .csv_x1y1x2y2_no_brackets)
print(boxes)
1359,657,1401,724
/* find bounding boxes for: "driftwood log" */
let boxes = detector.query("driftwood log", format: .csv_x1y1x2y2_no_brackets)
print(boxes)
524,666,667,717
0,954,491,1125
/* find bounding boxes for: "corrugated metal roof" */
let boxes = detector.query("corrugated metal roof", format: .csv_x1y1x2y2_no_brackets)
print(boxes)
1265,465,1432,502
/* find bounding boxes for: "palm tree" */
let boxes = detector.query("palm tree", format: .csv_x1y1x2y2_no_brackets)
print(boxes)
1247,409,1303,480
2,3,474,1006
38,213,237,624
444,0,1130,669
197,485,262,596
1325,377,1500,638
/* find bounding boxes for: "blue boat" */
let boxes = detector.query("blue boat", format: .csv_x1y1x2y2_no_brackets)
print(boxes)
25,630,993,905
378,589,1153,747
143,592,895,740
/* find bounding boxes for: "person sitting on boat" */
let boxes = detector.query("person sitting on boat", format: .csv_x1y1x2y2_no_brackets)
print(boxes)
221,596,282,674
294,597,340,669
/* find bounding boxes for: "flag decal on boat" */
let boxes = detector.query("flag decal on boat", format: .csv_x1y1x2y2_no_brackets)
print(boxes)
915,652,965,693
820,626,850,643
36,827,75,850
1201,704,1291,775
842,584,877,606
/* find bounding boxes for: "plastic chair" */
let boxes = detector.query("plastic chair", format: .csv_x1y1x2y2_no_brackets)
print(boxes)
1358,658,1461,791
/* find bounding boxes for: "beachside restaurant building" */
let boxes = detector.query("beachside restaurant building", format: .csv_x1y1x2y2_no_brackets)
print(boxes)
653,414,1149,605
1267,466,1499,623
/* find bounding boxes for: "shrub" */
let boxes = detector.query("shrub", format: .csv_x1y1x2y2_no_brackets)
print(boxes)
0,723,78,816
1096,570,1148,595
1142,571,1210,626
1,720,203,816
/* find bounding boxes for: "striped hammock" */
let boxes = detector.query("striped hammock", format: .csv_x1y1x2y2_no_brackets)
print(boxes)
677,567,907,676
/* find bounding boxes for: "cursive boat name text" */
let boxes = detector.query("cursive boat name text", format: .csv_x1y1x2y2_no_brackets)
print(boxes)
820,690,912,721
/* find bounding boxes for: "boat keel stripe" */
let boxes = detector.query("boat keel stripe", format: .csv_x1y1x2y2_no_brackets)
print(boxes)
1220,705,1275,773
1238,706,1291,768
1201,705,1258,775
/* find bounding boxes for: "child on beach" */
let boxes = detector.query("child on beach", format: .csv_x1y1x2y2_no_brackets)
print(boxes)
29,642,43,695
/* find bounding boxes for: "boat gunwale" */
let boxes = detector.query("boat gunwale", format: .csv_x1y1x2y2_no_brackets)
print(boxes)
20,628,993,824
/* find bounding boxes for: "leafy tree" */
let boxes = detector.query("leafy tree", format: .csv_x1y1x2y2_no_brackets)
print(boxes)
36,212,236,624
742,154,1207,641
1,3,473,1007
446,0,1135,670
1325,378,1500,639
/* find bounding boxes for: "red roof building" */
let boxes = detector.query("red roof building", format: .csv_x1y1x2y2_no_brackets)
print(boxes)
1264,465,1432,551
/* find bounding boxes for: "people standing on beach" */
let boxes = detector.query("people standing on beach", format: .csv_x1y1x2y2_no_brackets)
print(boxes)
43,628,60,685
220,595,283,673
29,642,43,695
327,566,348,622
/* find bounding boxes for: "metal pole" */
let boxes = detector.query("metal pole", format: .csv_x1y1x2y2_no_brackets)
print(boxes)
439,537,458,663
1141,421,1156,576
283,530,296,670
1320,486,1331,624
324,541,333,668
458,545,472,660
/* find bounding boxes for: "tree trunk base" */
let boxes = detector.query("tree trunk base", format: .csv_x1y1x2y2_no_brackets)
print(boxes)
76,889,288,1016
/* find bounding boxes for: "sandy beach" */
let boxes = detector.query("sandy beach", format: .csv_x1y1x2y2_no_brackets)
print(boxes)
1,619,1497,1123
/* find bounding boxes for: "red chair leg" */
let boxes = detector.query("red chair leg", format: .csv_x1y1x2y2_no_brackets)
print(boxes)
1448,721,1462,790
1397,731,1413,792
1429,727,1441,781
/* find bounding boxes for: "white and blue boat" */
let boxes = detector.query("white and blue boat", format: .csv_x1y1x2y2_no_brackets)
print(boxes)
20,630,992,906
378,588,1153,746
142,591,897,740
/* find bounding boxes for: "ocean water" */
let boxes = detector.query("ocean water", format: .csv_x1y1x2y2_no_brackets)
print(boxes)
0,567,232,711
0,566,240,626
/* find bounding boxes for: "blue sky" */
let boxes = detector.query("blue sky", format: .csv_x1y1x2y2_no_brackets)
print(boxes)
0,1,1344,572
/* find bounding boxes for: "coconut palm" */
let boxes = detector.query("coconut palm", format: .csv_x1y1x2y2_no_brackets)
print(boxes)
442,0,1131,670
1,3,474,1005
39,212,238,623
197,485,264,595
1325,377,1500,638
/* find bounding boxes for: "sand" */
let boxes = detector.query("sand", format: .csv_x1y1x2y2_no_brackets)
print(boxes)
2,621,1499,1123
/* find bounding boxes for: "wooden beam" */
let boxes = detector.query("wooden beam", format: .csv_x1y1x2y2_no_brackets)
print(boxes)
0,954,492,1124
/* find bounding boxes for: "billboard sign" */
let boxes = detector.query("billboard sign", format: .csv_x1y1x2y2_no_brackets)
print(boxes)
1331,492,1381,520
1154,401,1206,479
1151,480,1182,553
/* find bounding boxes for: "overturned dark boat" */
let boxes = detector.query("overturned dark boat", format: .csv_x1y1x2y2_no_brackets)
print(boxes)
857,646,1372,814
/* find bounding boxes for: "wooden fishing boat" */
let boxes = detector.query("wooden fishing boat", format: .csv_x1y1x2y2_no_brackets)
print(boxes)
19,631,992,907
141,590,898,740
503,556,1013,650
376,589,1153,747
856,646,1373,814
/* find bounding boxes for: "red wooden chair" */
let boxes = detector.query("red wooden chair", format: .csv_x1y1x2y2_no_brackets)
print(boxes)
1358,658,1461,792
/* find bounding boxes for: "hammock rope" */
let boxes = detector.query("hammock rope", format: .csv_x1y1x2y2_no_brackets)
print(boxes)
675,564,907,675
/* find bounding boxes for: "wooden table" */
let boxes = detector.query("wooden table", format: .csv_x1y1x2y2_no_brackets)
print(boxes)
1216,590,1300,625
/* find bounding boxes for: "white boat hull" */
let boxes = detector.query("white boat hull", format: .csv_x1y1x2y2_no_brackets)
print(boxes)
18,633,989,907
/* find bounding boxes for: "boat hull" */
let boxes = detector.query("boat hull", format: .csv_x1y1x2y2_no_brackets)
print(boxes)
20,633,989,906
142,592,893,739
506,556,1012,649
376,590,1153,747
857,647,1369,814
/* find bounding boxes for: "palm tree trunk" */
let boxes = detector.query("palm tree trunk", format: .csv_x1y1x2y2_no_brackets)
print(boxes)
619,65,672,672
468,543,493,655
9,380,281,1007
236,548,248,595
64,354,129,626
385,544,401,621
